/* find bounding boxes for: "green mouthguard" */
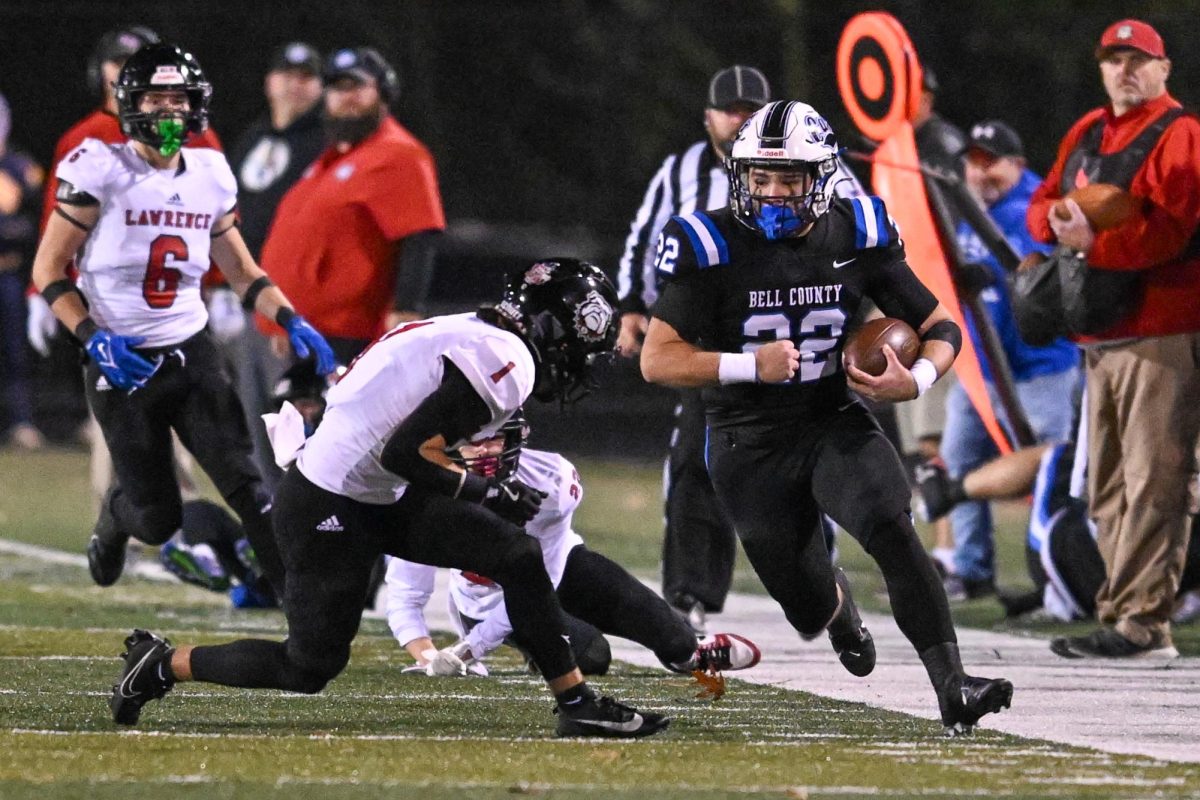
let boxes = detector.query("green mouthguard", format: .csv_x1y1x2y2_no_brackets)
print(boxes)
156,118,185,157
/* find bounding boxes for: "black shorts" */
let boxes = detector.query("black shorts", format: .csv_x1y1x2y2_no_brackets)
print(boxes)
84,329,261,531
273,468,576,680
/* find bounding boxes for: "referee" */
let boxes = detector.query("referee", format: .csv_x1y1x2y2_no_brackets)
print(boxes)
615,65,864,633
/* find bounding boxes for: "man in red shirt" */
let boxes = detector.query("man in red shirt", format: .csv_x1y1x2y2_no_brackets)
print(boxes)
1027,19,1200,660
258,47,445,363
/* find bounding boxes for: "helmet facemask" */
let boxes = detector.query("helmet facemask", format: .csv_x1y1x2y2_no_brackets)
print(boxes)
452,415,528,480
526,309,615,405
730,156,837,240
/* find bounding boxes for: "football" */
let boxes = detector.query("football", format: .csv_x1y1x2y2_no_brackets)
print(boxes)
1052,183,1140,230
842,317,920,377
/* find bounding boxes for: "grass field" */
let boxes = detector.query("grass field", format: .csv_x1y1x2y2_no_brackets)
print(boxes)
2,447,1199,798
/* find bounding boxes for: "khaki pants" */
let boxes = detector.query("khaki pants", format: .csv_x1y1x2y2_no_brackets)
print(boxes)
1087,332,1200,647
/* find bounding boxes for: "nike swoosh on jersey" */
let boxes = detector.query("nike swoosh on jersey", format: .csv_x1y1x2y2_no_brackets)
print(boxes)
573,712,645,733
833,258,856,268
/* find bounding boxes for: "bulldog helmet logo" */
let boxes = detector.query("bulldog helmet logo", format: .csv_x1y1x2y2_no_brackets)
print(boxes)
574,290,613,343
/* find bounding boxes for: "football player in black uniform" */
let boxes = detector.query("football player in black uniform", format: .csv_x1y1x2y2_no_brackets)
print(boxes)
641,101,1013,736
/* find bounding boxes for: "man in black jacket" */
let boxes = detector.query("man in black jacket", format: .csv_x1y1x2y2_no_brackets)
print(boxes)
223,42,326,486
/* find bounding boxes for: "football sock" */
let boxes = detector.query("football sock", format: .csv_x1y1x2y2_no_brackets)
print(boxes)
919,641,965,690
554,682,595,708
865,514,956,651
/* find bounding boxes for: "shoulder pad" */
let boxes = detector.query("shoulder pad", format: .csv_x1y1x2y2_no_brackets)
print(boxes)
846,195,901,250
654,211,729,280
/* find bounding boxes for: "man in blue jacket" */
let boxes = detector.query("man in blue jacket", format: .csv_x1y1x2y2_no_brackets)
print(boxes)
941,120,1081,599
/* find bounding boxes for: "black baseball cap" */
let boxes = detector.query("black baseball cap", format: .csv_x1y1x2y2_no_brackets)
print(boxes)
323,47,400,104
270,42,321,75
965,120,1024,159
707,65,770,111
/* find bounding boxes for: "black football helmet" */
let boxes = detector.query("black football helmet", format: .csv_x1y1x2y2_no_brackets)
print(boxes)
453,413,529,480
114,43,211,155
493,258,618,404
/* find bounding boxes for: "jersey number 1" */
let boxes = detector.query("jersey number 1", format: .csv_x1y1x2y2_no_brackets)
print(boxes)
144,234,186,309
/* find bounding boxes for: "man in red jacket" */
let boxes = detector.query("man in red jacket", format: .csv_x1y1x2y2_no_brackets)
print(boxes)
258,47,445,363
1027,19,1200,660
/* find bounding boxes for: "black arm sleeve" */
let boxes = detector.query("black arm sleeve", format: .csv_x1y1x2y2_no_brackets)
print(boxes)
866,250,939,332
392,229,442,313
55,179,100,206
379,359,492,495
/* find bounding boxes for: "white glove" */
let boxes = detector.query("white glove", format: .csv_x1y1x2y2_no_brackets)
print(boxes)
26,294,57,357
206,287,246,343
424,640,490,677
425,640,470,676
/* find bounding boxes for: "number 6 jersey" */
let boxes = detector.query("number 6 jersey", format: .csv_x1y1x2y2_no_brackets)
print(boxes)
650,197,939,425
56,138,237,346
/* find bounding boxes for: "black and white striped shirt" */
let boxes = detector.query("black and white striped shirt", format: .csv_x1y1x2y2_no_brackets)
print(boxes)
617,140,866,314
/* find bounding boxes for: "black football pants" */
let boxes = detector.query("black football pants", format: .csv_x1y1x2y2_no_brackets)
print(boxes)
662,389,737,612
190,469,578,693
705,402,955,652
84,330,283,590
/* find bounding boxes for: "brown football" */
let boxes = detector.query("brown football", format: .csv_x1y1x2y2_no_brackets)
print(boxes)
1052,183,1141,230
843,317,920,377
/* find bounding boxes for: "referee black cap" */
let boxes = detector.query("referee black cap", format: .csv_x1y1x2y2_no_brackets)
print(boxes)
707,65,770,111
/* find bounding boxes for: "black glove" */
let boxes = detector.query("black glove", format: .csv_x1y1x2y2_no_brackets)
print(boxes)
482,476,547,525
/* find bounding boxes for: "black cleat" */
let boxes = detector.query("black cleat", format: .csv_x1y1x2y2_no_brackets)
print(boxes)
88,489,129,587
88,534,128,587
827,568,876,677
110,629,175,725
936,675,1013,737
555,693,670,739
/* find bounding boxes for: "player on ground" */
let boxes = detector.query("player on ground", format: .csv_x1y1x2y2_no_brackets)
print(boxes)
30,43,335,593
385,414,761,678
640,100,1013,736
106,260,672,739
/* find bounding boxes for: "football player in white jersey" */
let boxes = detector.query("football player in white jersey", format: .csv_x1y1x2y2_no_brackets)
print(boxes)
385,415,761,679
107,259,674,739
31,43,335,596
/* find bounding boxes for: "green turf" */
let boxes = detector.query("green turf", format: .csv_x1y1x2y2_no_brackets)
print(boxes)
2,448,1199,797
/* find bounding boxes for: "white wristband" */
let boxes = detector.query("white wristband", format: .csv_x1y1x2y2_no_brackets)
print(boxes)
910,358,938,398
718,352,758,384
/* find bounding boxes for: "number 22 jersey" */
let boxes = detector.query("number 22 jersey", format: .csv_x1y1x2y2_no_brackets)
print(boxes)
650,197,938,424
55,138,237,347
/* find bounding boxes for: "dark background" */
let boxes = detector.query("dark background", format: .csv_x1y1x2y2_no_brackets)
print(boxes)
2,0,1196,454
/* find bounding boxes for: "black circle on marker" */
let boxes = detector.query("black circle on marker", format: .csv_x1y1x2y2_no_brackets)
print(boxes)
849,37,894,123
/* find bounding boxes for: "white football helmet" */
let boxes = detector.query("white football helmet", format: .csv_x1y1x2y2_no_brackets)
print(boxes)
727,100,840,239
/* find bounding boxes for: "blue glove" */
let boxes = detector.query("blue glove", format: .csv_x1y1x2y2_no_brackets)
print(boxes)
283,314,337,376
85,329,158,391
